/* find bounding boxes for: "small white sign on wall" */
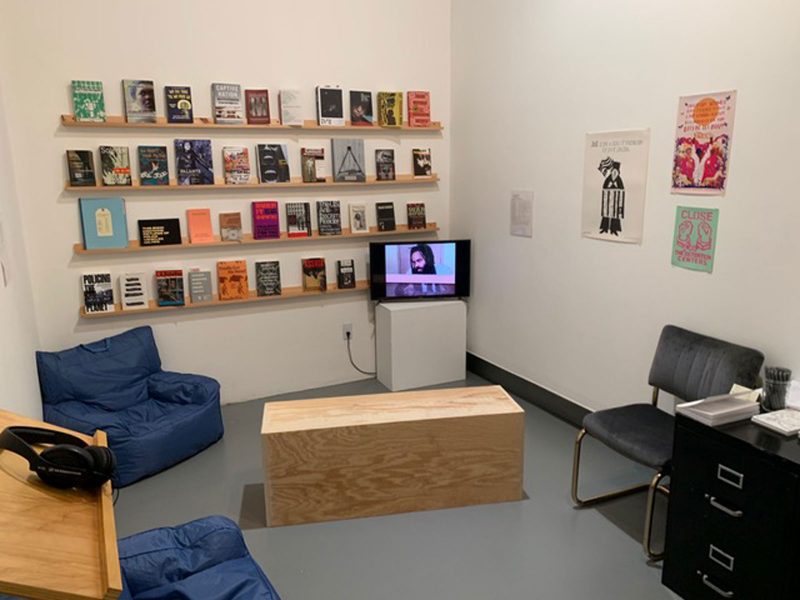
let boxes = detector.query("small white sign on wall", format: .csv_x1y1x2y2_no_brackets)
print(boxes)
510,190,533,238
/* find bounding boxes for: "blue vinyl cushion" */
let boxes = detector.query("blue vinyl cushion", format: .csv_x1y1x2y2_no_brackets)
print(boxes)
36,326,224,487
117,516,281,600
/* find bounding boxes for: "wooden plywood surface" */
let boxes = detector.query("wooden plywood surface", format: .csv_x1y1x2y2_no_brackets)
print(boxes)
261,386,524,526
0,410,121,600
261,385,523,434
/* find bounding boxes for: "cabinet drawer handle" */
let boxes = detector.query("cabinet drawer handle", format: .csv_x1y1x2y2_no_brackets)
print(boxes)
717,464,744,490
698,571,734,598
705,494,743,518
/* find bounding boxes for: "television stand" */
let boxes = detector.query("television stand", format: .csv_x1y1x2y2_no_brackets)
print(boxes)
375,300,467,391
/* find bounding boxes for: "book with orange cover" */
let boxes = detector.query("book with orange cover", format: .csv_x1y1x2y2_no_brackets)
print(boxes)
407,91,431,127
217,260,249,301
187,208,214,244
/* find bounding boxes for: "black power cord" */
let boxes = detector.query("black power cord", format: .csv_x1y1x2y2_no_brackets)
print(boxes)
346,331,376,376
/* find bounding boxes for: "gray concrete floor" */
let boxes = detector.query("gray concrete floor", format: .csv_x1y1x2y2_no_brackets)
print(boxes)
115,374,680,599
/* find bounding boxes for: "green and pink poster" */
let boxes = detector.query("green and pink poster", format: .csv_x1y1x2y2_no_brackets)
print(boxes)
671,206,719,273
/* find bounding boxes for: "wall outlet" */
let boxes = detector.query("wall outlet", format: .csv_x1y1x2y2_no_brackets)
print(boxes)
342,323,353,340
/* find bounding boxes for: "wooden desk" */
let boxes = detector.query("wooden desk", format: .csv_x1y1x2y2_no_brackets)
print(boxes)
261,385,525,526
0,409,122,600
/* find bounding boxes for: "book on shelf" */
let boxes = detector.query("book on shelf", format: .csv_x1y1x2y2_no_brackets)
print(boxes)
137,145,169,186
217,260,249,301
252,201,280,240
377,91,403,127
285,202,311,238
375,149,396,181
245,89,270,125
82,272,114,313
186,208,214,244
348,203,368,233
331,138,366,182
223,146,251,184
219,212,243,241
120,272,148,311
317,200,342,236
336,259,356,289
376,202,396,231
175,139,214,185
212,83,243,124
413,148,432,177
122,79,156,123
138,218,182,246
165,85,194,124
255,260,281,296
188,269,213,304
300,147,326,183
302,257,327,292
66,150,96,187
751,409,800,436
407,91,431,127
99,146,132,186
256,144,290,183
155,270,185,306
71,80,106,123
316,86,345,127
407,203,427,229
349,90,374,126
676,391,760,427
279,89,303,126
79,197,128,250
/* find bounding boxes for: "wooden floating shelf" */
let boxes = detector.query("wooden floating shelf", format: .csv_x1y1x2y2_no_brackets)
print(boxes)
61,115,443,132
65,173,439,193
79,280,369,319
74,224,439,255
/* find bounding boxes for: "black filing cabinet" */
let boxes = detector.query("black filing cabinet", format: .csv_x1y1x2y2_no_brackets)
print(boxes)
663,414,800,599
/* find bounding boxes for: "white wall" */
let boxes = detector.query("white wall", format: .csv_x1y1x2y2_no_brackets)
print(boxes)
0,82,42,418
452,1,800,410
0,0,451,404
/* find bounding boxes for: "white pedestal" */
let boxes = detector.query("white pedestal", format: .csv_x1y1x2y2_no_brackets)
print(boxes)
376,300,467,391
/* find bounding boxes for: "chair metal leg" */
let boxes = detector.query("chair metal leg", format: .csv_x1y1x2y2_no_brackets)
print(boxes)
572,427,671,561
643,470,670,561
571,428,650,507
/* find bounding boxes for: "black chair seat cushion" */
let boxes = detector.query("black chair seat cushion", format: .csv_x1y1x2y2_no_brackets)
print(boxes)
583,404,674,470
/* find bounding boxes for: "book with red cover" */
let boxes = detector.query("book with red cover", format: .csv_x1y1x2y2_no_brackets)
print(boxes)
302,257,327,292
407,91,431,128
245,89,270,125
252,201,280,240
186,208,214,244
217,260,249,301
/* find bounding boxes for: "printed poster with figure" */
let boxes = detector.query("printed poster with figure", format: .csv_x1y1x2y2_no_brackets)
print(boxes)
671,90,736,195
581,129,650,244
671,206,719,273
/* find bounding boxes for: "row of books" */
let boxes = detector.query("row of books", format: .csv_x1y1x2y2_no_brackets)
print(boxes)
82,257,355,314
72,80,431,128
66,142,432,187
79,198,427,250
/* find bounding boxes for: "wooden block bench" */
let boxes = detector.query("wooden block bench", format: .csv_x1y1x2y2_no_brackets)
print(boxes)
261,385,524,526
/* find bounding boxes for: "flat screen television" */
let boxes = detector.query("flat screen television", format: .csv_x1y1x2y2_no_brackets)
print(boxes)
369,239,471,301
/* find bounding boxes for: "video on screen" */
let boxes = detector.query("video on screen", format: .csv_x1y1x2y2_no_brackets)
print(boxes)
384,242,456,298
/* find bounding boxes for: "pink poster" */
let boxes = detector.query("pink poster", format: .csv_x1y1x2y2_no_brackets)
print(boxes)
671,90,736,195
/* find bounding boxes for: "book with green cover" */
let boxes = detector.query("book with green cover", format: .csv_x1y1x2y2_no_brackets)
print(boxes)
72,80,106,122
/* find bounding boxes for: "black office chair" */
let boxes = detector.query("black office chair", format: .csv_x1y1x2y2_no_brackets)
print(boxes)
570,325,764,560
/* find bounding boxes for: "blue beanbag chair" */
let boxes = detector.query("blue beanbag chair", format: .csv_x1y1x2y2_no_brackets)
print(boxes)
117,516,281,600
36,326,224,487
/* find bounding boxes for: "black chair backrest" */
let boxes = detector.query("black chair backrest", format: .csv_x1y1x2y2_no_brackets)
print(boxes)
648,325,764,402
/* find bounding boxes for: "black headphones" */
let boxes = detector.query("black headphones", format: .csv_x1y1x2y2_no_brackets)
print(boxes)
0,426,116,490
